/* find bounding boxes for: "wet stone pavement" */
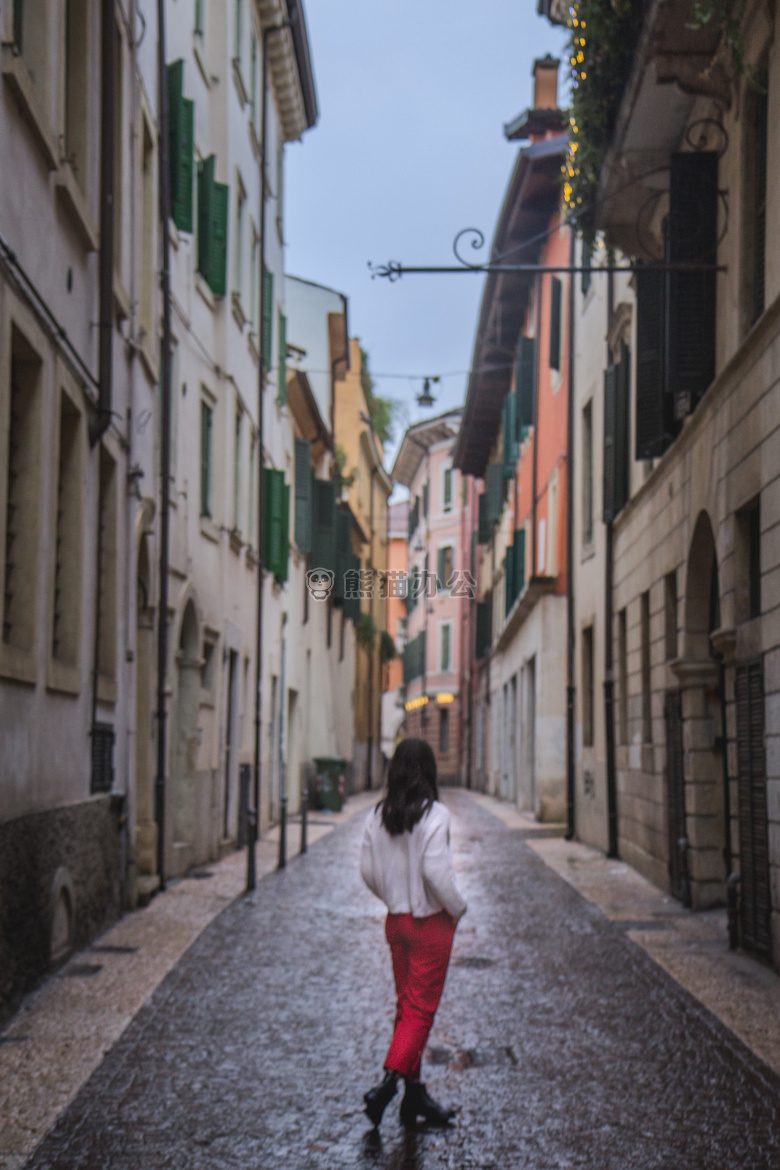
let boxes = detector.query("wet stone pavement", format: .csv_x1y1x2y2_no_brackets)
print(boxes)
23,793,780,1169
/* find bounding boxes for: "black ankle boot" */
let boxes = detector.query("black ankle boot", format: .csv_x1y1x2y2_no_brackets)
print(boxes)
364,1071,398,1127
399,1081,455,1126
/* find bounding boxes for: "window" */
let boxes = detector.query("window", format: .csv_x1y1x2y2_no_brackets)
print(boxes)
440,622,452,673
641,591,652,743
248,432,257,548
249,220,259,336
200,399,213,518
201,639,216,690
443,466,453,512
549,276,562,371
233,409,242,533
437,545,453,590
198,157,229,297
582,625,594,748
64,0,89,189
14,0,48,96
2,326,42,657
52,392,83,666
581,236,592,296
747,72,768,326
736,498,761,622
582,400,593,545
423,480,429,518
276,143,284,243
234,0,242,62
234,178,246,301
664,570,677,661
439,707,450,754
97,447,118,681
167,61,194,234
194,0,205,36
618,608,628,745
261,266,274,371
139,116,156,345
277,312,287,404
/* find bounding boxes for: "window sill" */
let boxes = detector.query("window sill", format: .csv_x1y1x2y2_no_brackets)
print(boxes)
193,40,210,89
1,47,58,170
231,292,247,331
245,546,259,569
580,541,596,564
137,331,159,385
47,657,81,696
196,272,216,312
0,642,37,686
97,673,117,705
114,274,131,322
249,119,261,160
55,163,98,251
232,58,249,107
229,528,243,555
247,331,260,365
200,515,219,544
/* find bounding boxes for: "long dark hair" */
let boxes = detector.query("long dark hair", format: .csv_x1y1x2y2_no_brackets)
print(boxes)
379,738,439,835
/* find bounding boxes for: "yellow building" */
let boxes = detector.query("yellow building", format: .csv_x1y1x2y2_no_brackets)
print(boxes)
334,339,392,789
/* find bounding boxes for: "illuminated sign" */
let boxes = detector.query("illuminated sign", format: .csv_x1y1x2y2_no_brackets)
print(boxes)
404,695,429,712
436,693,455,705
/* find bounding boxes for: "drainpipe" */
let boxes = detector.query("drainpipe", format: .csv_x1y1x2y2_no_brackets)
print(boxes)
249,18,290,891
154,0,174,890
88,0,116,852
565,225,576,840
604,263,619,858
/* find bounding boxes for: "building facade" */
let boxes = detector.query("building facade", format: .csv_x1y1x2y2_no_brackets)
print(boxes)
394,410,465,786
381,499,408,760
454,58,569,820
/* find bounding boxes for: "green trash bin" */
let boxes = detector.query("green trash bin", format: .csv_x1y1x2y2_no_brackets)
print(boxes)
313,757,348,813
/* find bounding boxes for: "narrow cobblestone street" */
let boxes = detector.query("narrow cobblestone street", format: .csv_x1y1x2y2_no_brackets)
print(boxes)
22,794,780,1170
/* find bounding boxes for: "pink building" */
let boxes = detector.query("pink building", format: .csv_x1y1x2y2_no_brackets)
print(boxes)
392,410,466,785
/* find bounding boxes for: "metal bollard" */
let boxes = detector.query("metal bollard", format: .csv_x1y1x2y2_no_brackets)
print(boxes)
300,787,308,855
278,795,288,870
246,808,258,892
727,872,741,950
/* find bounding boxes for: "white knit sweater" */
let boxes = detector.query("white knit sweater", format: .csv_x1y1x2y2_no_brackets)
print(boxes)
359,800,467,920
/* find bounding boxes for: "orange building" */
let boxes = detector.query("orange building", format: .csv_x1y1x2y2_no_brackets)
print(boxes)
453,55,569,817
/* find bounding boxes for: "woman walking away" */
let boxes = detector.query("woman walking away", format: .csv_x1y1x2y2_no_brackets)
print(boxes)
360,738,467,1129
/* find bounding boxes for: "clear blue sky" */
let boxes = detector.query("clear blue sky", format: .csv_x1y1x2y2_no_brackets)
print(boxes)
284,0,568,467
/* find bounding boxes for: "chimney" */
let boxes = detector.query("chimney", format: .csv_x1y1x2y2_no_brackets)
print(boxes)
533,54,559,111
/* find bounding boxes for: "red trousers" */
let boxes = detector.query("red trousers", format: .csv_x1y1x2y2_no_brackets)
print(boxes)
384,910,456,1080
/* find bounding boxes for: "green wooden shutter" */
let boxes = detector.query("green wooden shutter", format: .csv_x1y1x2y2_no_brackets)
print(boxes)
13,0,23,49
294,438,312,554
475,600,492,660
311,479,337,576
549,276,562,371
277,312,287,403
486,463,503,526
443,467,452,509
200,401,212,517
478,493,489,544
635,265,675,459
502,392,518,477
344,551,362,623
514,527,526,593
209,180,229,296
615,343,630,515
334,507,352,602
197,156,214,280
262,268,274,371
504,546,515,617
167,60,194,233
280,483,290,582
437,547,445,588
516,336,535,433
422,481,429,518
263,468,286,578
668,151,717,420
197,156,228,294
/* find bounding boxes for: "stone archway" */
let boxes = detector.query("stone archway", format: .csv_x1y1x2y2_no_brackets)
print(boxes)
171,598,200,872
671,511,727,909
134,532,157,898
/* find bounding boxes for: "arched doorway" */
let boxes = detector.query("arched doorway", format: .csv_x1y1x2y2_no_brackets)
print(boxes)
134,534,157,897
669,511,727,908
172,599,200,872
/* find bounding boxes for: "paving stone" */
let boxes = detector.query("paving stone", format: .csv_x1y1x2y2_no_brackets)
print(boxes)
22,793,780,1169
